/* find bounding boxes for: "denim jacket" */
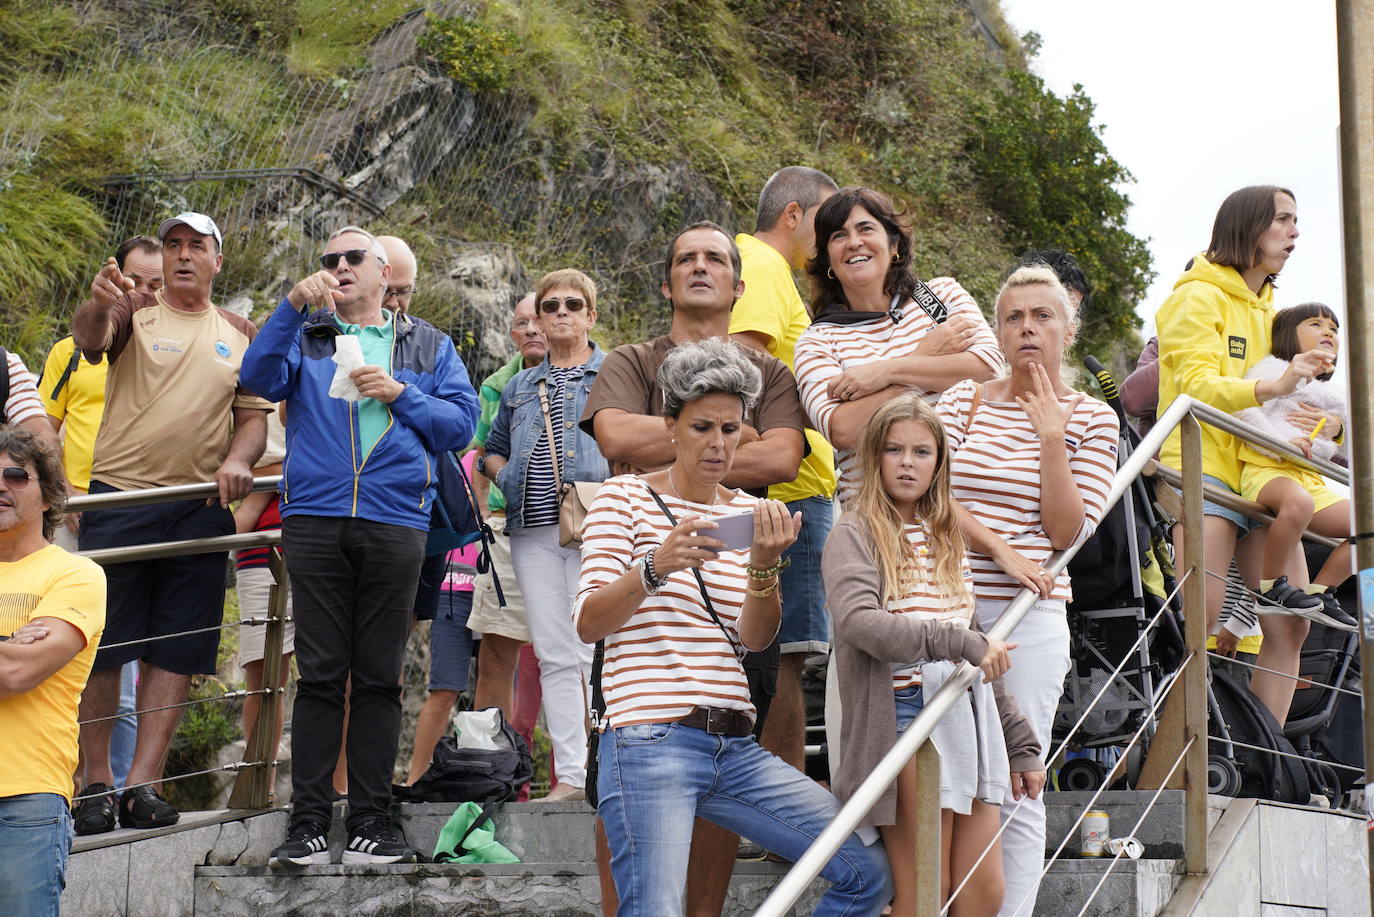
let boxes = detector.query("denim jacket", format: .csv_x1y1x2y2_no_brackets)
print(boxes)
483,344,610,532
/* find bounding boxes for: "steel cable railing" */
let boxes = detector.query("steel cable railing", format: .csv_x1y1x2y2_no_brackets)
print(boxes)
757,395,1359,917
940,568,1194,913
58,476,292,812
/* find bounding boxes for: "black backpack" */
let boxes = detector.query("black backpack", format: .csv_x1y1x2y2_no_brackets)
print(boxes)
401,707,533,804
1210,669,1314,803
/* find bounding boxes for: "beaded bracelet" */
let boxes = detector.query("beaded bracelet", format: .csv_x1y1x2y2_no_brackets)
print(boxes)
641,548,666,594
746,557,791,580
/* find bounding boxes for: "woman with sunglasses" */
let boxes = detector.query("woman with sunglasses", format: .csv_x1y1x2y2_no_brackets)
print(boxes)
480,268,610,801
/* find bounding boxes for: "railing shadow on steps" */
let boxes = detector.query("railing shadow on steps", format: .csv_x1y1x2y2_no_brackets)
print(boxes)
755,395,1359,917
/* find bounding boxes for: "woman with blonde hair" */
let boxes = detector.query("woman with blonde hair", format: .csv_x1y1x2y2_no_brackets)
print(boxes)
936,264,1119,915
826,393,1043,916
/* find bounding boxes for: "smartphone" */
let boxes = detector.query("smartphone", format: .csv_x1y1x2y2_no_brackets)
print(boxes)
709,511,755,553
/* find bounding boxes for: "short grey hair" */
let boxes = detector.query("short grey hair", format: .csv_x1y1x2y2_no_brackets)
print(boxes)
328,226,388,265
658,339,762,418
755,166,839,233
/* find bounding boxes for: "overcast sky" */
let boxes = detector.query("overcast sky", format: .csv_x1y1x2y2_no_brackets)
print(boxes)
998,0,1344,341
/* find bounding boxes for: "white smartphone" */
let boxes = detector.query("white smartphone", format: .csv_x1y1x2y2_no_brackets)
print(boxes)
709,511,755,553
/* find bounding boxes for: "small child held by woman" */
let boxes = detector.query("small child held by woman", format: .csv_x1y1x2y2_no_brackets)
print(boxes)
823,394,1045,916
1235,303,1352,720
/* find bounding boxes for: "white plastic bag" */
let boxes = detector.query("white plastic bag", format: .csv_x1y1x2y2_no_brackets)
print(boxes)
451,707,504,751
329,335,366,401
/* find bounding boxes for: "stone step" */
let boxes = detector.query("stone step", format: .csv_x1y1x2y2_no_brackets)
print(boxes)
193,861,828,916
193,857,1185,917
1042,790,1227,859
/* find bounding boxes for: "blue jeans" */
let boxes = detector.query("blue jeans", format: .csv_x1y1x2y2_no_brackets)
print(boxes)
110,661,138,788
779,496,834,654
894,683,925,732
428,590,475,692
598,722,890,916
0,793,72,917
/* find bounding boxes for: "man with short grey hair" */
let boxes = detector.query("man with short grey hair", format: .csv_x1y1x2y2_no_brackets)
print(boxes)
242,225,478,869
377,235,418,314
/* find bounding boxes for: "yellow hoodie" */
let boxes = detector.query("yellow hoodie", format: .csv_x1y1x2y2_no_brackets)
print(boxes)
1157,255,1275,491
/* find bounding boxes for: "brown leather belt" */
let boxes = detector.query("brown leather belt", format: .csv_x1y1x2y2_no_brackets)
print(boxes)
678,706,754,737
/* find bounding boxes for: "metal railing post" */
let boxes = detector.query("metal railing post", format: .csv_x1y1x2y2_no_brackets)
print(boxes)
1179,413,1209,876
1335,0,1374,907
913,743,941,913
228,548,288,809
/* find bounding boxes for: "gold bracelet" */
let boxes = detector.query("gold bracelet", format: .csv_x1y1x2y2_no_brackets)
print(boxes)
747,578,778,599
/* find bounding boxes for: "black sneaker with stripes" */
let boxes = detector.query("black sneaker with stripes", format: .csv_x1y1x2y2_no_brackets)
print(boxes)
342,817,417,865
269,821,331,868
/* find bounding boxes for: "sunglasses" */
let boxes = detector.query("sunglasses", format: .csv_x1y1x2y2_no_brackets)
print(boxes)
539,297,587,314
319,249,373,270
1,466,32,487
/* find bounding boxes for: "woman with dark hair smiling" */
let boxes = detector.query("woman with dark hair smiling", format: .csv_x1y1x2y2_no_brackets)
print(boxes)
793,187,1004,508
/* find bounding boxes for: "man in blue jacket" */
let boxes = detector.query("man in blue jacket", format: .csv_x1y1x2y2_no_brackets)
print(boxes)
241,226,478,867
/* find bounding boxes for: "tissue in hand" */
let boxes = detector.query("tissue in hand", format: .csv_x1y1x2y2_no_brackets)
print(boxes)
329,335,366,401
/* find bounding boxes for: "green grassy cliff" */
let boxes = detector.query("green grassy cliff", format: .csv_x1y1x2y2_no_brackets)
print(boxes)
0,0,1151,370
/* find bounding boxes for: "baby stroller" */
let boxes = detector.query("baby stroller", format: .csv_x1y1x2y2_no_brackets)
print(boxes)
1052,358,1178,791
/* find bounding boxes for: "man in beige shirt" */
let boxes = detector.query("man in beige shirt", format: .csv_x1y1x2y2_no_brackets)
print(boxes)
70,211,270,834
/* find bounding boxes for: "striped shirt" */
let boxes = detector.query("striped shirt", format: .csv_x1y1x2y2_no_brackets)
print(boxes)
523,364,578,528
575,474,758,729
4,352,47,428
794,278,1003,506
889,523,976,689
935,379,1120,602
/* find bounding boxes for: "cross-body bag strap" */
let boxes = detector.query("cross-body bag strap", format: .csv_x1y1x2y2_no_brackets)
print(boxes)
536,380,565,495
588,639,606,725
645,485,743,660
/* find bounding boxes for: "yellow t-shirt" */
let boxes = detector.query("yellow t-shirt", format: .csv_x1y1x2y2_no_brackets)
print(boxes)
0,544,106,802
729,233,837,503
38,335,108,491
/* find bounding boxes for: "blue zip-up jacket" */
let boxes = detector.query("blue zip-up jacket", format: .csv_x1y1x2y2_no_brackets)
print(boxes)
483,346,610,533
240,298,479,531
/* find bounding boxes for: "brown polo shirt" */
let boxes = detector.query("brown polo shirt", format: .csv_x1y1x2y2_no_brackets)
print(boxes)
579,334,806,479
88,291,271,490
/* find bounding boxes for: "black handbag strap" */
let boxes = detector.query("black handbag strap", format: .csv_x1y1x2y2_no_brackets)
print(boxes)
589,639,606,727
645,485,743,660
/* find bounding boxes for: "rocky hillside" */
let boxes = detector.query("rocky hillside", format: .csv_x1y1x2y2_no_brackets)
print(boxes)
0,0,1152,380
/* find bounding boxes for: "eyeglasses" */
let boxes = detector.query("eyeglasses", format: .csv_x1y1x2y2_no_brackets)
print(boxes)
384,285,416,299
1,466,32,487
319,249,373,270
539,297,587,314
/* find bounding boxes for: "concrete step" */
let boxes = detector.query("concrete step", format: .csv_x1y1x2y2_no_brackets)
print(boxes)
1043,790,1227,859
193,861,828,916
1035,858,1185,917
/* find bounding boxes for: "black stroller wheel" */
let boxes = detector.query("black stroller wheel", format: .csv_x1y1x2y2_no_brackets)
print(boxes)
1206,755,1242,796
1059,758,1107,792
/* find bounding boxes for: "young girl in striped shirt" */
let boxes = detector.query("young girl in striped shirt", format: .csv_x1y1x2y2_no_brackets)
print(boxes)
825,394,1043,917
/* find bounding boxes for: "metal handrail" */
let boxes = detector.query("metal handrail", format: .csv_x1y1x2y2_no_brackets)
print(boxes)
79,531,280,565
67,475,282,512
756,393,1355,915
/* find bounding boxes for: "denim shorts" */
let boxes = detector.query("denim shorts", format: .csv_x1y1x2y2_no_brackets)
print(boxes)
1200,474,1264,536
0,792,72,917
777,496,833,655
428,590,475,693
894,683,926,733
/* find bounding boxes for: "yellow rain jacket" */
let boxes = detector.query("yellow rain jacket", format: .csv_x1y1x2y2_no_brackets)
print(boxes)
1157,255,1275,492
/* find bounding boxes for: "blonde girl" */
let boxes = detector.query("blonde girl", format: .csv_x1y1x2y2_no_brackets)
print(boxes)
824,394,1044,916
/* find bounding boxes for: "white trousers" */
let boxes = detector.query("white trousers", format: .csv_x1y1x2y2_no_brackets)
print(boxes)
509,525,593,789
974,598,1071,917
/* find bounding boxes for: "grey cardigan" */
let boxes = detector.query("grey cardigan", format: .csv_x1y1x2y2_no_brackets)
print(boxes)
824,514,1043,830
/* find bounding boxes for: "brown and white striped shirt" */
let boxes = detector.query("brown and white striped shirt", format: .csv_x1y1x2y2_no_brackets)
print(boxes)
574,475,760,729
889,523,976,690
935,379,1119,603
794,278,1003,506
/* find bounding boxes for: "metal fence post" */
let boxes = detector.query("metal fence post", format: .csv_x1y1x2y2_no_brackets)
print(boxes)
1335,0,1374,908
913,742,942,914
1179,413,1209,876
228,547,288,809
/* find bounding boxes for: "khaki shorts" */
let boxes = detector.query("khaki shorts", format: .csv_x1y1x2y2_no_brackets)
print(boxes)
466,519,531,643
236,564,296,665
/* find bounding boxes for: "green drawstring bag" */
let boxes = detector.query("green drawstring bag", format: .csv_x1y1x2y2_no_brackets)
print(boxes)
432,801,520,864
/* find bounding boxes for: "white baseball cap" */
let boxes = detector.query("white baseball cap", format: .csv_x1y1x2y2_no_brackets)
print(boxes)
157,211,223,247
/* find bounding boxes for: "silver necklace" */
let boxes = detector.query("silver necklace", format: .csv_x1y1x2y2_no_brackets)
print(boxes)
669,465,718,508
